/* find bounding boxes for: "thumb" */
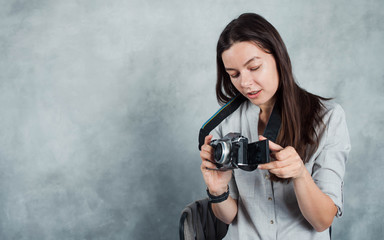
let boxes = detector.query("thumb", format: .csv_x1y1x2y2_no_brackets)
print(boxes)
259,135,283,152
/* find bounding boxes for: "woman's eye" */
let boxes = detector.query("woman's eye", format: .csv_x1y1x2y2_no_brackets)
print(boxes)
229,73,239,78
250,66,261,71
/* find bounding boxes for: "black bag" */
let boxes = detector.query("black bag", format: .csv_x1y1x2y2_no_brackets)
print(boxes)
179,198,228,240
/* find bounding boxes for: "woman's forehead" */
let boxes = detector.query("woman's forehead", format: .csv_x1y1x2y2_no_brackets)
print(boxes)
222,42,272,67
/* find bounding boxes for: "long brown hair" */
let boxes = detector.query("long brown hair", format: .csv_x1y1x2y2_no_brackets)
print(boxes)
216,13,329,163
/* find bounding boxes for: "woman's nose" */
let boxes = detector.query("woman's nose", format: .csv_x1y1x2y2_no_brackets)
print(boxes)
240,71,253,88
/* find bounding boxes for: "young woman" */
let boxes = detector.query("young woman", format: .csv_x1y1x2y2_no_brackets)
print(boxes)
200,13,350,239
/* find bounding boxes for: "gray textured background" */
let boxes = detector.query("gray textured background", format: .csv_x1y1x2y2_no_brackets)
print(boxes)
0,0,383,239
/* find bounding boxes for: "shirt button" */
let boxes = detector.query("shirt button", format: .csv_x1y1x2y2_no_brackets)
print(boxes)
265,174,270,179
268,197,272,201
270,220,274,224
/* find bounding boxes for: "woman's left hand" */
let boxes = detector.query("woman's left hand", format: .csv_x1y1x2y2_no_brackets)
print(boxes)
257,136,306,179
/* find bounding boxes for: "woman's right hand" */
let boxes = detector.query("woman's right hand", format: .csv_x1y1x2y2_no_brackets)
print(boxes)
200,135,233,196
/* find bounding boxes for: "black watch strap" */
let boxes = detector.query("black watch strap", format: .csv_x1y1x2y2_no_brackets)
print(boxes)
206,186,230,203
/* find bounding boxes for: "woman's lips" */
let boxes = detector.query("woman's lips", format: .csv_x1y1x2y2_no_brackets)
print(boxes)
247,90,261,99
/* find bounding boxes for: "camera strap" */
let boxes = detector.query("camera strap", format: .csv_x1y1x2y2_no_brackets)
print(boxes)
198,95,281,150
198,95,246,150
262,102,281,142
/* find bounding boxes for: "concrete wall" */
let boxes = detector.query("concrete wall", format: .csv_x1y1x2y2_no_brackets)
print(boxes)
1,0,383,239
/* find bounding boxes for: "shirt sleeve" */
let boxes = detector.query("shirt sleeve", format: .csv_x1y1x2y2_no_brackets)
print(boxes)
311,104,351,217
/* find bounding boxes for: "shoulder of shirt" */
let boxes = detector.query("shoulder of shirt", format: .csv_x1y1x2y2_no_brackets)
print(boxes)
221,100,259,122
320,99,347,122
210,100,259,135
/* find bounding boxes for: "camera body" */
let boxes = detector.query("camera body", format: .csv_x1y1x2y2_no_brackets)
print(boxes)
210,132,270,171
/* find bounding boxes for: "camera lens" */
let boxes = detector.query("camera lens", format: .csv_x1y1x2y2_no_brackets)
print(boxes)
212,141,231,164
213,144,223,162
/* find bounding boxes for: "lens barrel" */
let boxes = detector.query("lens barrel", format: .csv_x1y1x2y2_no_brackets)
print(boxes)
213,141,231,165
213,144,223,162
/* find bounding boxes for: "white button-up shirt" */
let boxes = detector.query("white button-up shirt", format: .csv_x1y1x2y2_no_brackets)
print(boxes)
210,100,350,240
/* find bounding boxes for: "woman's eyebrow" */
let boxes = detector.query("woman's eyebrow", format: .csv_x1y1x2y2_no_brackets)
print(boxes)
225,56,261,71
244,56,260,66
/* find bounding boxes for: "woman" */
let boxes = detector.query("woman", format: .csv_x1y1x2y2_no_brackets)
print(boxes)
200,13,350,239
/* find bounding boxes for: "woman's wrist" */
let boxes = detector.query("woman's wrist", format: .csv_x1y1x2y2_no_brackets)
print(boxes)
292,164,309,181
207,185,230,203
208,185,228,196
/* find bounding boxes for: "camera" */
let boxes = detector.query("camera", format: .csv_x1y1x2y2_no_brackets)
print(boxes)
210,132,270,171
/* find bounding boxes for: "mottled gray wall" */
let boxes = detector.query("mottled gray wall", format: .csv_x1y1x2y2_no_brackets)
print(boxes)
0,0,383,239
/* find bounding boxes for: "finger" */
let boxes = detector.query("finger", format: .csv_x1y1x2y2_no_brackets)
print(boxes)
257,159,291,170
274,146,297,161
201,159,218,170
201,135,214,161
260,148,301,169
201,143,213,153
201,145,213,157
204,135,213,146
200,150,213,161
258,135,267,141
259,135,283,152
200,144,214,161
268,164,298,179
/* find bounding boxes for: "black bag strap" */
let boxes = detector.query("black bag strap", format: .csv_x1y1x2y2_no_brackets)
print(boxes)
198,96,281,150
198,95,246,150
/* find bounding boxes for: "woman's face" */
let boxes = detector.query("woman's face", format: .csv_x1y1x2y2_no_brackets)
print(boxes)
222,41,279,110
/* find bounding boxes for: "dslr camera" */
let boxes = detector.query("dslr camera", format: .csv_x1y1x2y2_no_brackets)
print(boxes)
210,132,270,171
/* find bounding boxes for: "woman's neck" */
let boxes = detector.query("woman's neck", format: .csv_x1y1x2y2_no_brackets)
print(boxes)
259,97,276,120
258,98,276,135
